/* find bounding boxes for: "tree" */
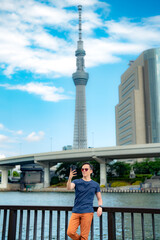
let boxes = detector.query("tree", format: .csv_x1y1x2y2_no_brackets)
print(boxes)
55,162,82,181
55,161,100,182
148,158,160,175
133,158,160,175
133,159,150,174
108,161,131,177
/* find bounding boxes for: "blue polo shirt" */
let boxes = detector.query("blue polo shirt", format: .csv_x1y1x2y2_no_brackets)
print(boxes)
72,179,100,213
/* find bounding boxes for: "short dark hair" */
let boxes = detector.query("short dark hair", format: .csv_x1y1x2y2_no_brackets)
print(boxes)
81,162,93,171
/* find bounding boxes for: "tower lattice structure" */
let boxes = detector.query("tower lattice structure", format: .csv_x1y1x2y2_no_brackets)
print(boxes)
73,5,89,149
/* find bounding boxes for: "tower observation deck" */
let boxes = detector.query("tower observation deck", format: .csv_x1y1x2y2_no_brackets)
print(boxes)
73,5,89,149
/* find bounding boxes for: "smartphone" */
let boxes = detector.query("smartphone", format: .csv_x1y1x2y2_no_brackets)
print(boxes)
71,165,77,171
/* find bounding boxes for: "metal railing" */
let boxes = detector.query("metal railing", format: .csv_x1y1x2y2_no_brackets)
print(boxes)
0,205,160,240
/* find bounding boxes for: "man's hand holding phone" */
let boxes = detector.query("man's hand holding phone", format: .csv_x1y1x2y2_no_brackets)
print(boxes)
67,165,77,190
69,165,77,179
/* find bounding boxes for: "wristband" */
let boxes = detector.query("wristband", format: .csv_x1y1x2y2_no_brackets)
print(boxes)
98,205,102,208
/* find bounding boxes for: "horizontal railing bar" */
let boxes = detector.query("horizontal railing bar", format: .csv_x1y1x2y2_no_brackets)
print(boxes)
0,206,73,211
0,205,160,214
102,207,160,214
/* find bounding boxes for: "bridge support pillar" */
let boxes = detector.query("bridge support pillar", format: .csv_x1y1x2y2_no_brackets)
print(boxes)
92,156,107,187
0,166,11,189
43,163,50,188
100,163,107,187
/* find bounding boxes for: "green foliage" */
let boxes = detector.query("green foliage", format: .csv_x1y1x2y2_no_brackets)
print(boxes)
13,171,20,177
108,175,149,184
89,160,100,183
136,174,152,179
55,162,82,180
133,158,160,175
107,161,131,177
111,181,130,187
55,160,100,183
50,176,60,185
132,181,142,185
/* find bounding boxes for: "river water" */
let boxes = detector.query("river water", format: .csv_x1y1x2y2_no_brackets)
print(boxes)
0,191,160,239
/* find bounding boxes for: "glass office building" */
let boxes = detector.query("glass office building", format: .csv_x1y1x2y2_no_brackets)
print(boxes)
116,48,160,146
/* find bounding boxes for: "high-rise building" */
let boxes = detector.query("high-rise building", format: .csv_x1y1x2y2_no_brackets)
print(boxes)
116,48,160,146
73,5,89,149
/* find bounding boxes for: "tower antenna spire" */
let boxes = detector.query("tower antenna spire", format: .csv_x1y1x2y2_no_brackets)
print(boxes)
78,5,82,41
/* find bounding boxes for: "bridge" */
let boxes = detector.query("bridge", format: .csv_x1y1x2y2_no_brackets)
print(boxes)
0,143,160,189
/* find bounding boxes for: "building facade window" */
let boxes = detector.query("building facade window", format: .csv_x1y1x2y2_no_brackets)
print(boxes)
119,128,132,136
119,134,132,142
119,116,131,125
119,122,131,131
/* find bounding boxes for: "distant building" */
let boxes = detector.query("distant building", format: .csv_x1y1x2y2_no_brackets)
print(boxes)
62,145,72,151
116,48,160,146
20,164,44,190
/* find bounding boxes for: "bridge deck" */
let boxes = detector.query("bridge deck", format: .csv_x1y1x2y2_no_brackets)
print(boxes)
0,143,160,167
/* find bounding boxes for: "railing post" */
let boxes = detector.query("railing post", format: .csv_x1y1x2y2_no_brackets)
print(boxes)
108,211,116,240
8,209,17,240
100,215,103,240
65,211,68,240
33,210,38,240
19,209,23,240
2,209,7,240
57,210,60,240
49,210,53,240
90,217,94,240
41,210,45,240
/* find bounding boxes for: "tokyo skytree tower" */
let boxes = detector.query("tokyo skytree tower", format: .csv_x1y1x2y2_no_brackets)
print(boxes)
73,5,89,149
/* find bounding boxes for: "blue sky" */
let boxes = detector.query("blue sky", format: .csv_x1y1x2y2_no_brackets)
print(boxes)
0,0,160,158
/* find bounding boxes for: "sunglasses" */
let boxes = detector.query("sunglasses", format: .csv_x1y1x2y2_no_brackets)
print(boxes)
81,168,89,172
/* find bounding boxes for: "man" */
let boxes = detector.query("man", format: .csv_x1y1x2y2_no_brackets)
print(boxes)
67,162,103,240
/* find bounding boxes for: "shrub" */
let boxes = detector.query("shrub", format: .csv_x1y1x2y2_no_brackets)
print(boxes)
51,182,67,188
50,176,59,185
13,171,20,177
132,181,142,185
136,174,152,179
111,181,130,187
100,185,105,188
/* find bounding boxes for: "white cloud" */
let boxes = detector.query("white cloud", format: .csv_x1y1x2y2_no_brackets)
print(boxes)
0,0,159,77
0,154,6,159
51,0,109,9
16,130,23,135
105,18,160,44
0,124,4,130
25,131,45,142
0,134,9,143
0,82,71,102
0,123,23,136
